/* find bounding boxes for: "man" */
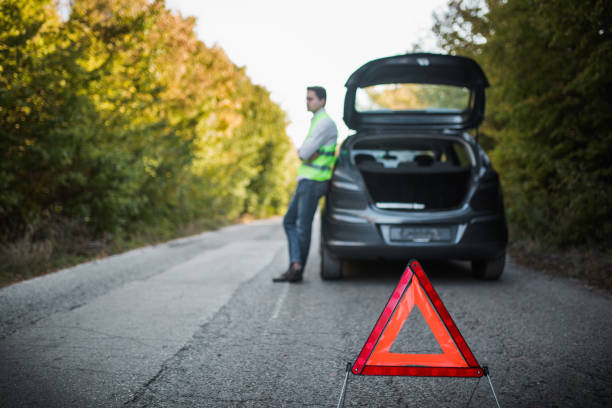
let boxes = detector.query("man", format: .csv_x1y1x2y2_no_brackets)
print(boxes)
273,86,338,283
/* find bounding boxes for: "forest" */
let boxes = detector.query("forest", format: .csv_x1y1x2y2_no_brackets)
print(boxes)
434,1,611,244
1,0,610,286
0,0,296,284
432,0,611,287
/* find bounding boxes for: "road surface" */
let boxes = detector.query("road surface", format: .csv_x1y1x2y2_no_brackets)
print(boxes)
1,217,611,407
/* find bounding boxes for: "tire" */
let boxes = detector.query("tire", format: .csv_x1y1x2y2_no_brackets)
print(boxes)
320,246,343,280
472,253,505,280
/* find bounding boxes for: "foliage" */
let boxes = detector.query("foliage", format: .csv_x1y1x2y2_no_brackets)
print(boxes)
362,84,469,111
0,0,295,264
433,0,612,248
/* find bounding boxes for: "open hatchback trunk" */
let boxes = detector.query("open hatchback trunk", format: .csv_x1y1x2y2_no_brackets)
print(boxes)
351,136,473,211
343,53,489,131
343,53,489,211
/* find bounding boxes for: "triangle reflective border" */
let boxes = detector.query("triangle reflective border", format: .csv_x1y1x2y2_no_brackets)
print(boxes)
352,259,483,377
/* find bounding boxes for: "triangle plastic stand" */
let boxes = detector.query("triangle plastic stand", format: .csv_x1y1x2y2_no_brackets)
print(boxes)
352,259,483,377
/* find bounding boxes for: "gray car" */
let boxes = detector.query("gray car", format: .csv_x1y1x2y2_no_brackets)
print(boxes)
320,53,508,280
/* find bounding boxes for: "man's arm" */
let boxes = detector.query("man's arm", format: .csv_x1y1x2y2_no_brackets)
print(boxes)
304,151,320,163
298,119,336,161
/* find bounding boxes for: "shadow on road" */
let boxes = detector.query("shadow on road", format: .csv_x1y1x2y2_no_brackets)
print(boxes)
341,259,475,285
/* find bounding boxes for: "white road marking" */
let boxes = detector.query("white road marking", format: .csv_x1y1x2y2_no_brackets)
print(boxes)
270,283,289,321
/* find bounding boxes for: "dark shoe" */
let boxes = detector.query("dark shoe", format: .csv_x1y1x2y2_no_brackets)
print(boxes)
272,268,291,282
287,262,303,283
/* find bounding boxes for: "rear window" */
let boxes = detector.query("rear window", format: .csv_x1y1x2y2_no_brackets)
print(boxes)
355,83,471,113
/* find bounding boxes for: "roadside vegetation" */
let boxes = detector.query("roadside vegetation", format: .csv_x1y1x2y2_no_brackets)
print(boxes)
433,0,611,291
2,0,609,291
0,0,296,287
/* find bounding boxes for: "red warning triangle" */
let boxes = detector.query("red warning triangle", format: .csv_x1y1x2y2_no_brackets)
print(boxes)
352,260,483,377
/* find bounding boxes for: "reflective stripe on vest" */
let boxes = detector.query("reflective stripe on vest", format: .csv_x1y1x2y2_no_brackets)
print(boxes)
297,112,337,181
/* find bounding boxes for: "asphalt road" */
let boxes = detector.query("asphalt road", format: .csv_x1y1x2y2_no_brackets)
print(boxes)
1,217,611,407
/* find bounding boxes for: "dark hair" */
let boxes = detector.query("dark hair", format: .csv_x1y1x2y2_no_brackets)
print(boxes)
307,86,326,104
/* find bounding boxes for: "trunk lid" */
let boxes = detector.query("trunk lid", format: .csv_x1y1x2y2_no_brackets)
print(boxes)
343,53,489,131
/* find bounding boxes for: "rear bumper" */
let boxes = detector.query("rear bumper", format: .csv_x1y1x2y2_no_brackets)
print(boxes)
322,213,507,261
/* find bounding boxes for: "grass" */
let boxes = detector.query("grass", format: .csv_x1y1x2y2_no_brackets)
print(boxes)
508,238,612,294
3,219,610,295
0,217,229,289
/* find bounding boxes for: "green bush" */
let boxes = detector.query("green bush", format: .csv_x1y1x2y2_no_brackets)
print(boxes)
0,0,295,253
434,0,612,248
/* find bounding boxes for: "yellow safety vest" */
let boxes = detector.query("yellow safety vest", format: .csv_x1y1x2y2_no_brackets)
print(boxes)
297,111,337,181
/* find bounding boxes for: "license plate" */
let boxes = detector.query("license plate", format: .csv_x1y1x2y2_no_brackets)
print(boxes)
390,227,452,243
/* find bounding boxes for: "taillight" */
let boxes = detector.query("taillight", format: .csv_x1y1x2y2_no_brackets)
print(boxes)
470,185,502,211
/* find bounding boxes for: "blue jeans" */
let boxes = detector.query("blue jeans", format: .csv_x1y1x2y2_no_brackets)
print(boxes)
283,179,329,267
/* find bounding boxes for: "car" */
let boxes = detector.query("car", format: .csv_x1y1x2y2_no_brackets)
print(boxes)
320,53,508,280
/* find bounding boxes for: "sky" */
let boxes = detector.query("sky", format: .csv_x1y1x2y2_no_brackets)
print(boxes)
160,1,449,146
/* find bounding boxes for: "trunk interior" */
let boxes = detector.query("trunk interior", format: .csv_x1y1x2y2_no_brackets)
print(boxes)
351,136,473,211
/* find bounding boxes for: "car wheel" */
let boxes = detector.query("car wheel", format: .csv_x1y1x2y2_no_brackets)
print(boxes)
472,253,505,280
320,246,343,280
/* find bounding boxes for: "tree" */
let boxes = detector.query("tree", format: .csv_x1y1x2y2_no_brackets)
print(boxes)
0,0,294,253
433,0,612,247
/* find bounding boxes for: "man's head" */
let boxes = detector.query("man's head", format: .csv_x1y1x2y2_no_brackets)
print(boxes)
306,86,326,112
